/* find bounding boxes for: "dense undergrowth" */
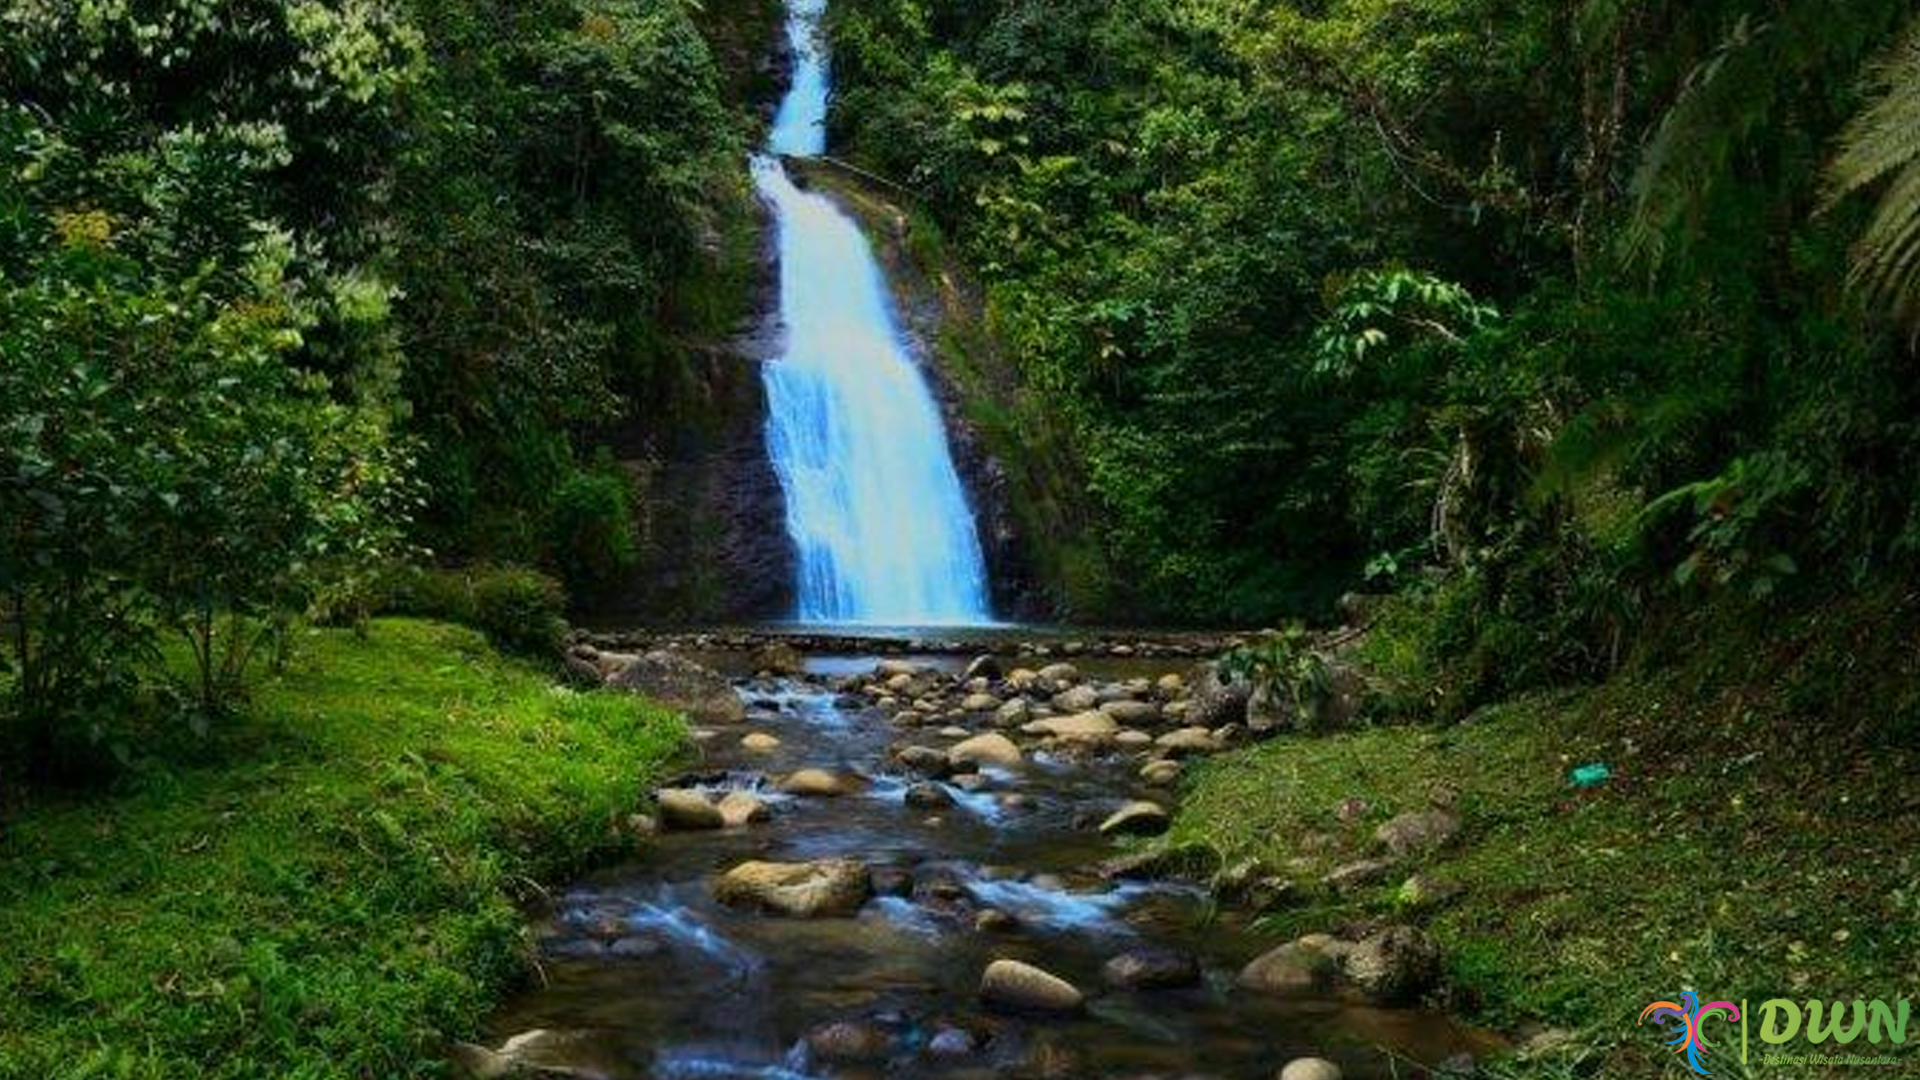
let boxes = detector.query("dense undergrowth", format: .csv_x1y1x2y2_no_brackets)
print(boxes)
1172,588,1920,1075
0,619,685,1079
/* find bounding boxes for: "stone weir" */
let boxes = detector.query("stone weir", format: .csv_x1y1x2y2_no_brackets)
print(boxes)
576,627,1252,661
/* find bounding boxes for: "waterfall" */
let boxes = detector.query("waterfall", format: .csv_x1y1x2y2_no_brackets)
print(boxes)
755,0,993,626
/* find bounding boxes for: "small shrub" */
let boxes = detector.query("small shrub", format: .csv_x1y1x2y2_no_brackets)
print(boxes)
382,564,566,656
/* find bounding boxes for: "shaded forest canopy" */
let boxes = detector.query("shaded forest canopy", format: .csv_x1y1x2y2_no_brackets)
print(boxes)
826,0,1920,638
7,0,1920,766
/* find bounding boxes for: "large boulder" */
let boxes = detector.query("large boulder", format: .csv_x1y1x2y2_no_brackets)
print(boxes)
979,959,1085,1014
1185,662,1250,729
1341,925,1441,1005
713,859,871,917
606,651,744,723
1100,699,1160,725
751,642,805,676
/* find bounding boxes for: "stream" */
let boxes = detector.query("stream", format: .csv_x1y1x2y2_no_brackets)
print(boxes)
480,647,1491,1079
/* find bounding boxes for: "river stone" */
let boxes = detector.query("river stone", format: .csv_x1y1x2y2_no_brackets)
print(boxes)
994,698,1032,727
805,1019,892,1063
905,781,955,810
896,744,953,777
937,725,971,739
1101,699,1160,725
950,732,1023,768
713,858,871,917
961,692,1002,712
741,732,781,752
779,768,861,797
979,958,1085,1014
1322,857,1397,891
1024,711,1118,744
654,788,724,831
606,651,745,723
1051,685,1101,713
1374,809,1460,856
925,1025,976,1058
716,790,770,828
1102,947,1201,990
963,654,1002,682
1114,729,1154,748
1006,668,1040,690
1098,800,1170,836
1036,661,1080,686
876,659,925,678
1154,672,1185,699
1342,925,1441,1005
1154,727,1219,756
1237,936,1344,995
1279,1057,1344,1080
1139,759,1182,786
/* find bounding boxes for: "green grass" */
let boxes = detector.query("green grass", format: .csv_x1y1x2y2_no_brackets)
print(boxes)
1171,592,1920,1076
0,619,686,1079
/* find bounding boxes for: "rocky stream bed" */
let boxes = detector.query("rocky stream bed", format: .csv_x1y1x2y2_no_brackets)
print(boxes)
459,639,1499,1079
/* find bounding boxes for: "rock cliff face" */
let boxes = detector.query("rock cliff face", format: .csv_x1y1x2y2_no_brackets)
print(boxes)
585,205,795,624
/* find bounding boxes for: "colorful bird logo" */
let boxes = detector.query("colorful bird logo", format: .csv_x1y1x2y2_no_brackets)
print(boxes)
1639,991,1743,1074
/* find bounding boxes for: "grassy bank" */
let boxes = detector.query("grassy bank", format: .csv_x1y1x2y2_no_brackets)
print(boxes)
1171,591,1920,1076
0,619,685,1080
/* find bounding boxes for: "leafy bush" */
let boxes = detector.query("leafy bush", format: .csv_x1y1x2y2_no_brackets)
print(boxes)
384,565,567,657
547,463,640,597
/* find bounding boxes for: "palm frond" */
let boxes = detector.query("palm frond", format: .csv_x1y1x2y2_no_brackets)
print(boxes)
1823,18,1920,333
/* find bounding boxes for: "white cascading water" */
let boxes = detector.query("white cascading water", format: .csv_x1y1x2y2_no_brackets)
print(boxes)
755,0,993,626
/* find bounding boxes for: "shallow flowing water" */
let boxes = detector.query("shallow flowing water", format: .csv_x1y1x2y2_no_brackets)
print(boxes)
483,653,1491,1079
754,0,992,627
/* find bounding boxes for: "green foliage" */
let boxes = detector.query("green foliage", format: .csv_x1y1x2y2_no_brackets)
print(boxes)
1219,624,1335,729
547,462,641,597
1823,18,1920,333
0,618,686,1079
383,565,567,657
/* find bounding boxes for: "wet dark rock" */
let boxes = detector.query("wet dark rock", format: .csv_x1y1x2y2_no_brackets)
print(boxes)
1098,800,1170,837
870,866,913,897
607,935,662,959
804,1019,893,1063
906,781,956,810
895,744,955,777
1102,947,1202,990
605,651,745,723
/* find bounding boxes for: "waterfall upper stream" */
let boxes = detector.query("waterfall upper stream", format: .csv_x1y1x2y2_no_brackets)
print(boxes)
755,0,993,626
